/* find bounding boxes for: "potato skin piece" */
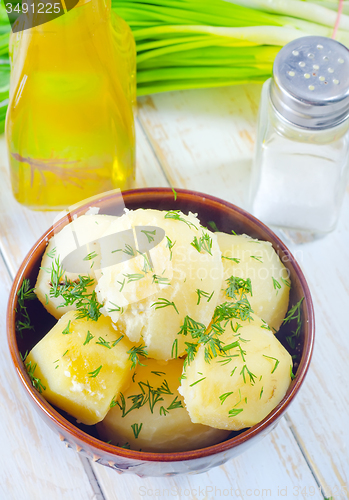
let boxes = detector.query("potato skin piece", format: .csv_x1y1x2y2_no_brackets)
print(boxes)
179,314,292,431
26,311,134,425
217,233,290,332
97,358,230,452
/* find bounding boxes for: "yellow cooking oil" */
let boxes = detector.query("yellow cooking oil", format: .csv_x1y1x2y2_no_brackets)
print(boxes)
6,0,136,210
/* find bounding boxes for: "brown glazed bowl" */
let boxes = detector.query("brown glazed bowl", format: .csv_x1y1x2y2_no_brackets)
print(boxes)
7,188,314,477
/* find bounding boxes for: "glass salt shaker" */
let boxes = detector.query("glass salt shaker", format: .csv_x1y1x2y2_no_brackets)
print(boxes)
250,36,349,235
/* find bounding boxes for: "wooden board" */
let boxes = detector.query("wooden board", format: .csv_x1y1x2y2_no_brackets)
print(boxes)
137,85,262,211
278,196,349,499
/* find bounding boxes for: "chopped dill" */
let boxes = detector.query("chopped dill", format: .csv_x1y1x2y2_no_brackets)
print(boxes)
164,210,198,230
189,377,206,387
228,408,243,417
83,251,98,261
240,364,257,385
108,302,124,314
152,274,170,286
219,392,234,405
222,256,240,263
160,406,169,416
263,355,280,373
196,289,214,305
171,338,178,358
284,297,304,349
112,335,124,347
225,276,252,299
127,344,148,369
49,258,101,321
151,298,179,314
157,379,173,395
207,221,219,232
110,396,118,408
281,277,291,288
62,320,71,335
83,330,94,345
191,232,213,255
124,273,145,283
96,337,111,349
141,229,156,244
131,423,143,439
167,396,183,410
272,277,281,293
25,360,46,393
166,236,176,260
123,244,135,256
46,247,56,258
88,365,102,378
16,278,36,336
117,278,126,292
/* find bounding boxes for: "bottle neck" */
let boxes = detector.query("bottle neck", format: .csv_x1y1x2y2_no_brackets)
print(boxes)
22,0,111,36
9,0,114,74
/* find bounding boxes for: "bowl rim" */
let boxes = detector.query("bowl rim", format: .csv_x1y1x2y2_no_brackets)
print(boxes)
7,187,315,462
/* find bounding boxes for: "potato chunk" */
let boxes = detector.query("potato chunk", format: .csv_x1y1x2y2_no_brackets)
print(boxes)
96,209,223,360
217,233,290,331
179,315,292,431
97,358,230,452
25,311,134,425
35,214,115,319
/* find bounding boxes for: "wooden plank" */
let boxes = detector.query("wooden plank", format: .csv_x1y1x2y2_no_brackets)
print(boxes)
137,85,262,211
277,196,349,499
134,120,170,189
136,85,349,498
0,120,169,277
0,255,100,500
93,418,322,500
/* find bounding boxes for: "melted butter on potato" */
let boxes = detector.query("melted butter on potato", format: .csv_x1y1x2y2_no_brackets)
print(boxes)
25,311,134,425
97,358,230,452
179,314,292,431
96,209,223,360
216,233,290,332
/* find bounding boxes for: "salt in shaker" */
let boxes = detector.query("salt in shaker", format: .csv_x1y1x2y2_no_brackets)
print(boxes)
250,36,349,235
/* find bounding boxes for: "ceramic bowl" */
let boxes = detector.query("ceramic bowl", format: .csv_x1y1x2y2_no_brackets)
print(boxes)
7,188,314,477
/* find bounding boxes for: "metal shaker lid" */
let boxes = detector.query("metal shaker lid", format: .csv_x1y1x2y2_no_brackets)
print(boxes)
270,36,349,129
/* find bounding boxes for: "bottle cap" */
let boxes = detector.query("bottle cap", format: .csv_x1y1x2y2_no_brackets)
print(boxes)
270,36,349,129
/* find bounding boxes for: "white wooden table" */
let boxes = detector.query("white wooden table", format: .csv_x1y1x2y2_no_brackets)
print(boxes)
0,84,348,500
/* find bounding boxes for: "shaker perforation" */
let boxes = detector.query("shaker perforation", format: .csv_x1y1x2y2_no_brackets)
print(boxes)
270,36,349,128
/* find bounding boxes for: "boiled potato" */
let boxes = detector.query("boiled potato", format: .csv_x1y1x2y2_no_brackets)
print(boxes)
25,311,134,425
97,358,230,452
217,233,290,331
179,314,292,430
96,209,223,359
35,214,115,319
